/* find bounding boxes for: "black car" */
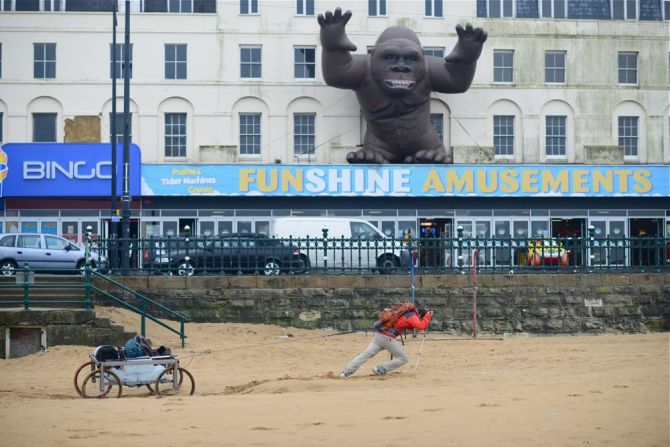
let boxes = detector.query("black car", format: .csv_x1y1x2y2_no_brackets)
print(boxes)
142,233,306,276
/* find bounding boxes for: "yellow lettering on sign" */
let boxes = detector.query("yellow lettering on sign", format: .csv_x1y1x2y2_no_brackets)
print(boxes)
257,169,277,192
632,170,652,193
476,170,498,193
541,170,569,193
421,170,445,192
614,170,632,193
573,170,589,193
500,169,519,193
445,170,474,193
281,169,303,192
592,170,613,193
239,168,255,192
521,169,539,193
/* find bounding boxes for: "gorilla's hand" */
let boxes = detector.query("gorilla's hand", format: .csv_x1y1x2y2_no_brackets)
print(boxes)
318,7,357,52
445,23,488,64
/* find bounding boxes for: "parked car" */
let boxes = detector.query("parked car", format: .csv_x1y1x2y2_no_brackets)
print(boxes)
0,233,108,275
142,233,305,276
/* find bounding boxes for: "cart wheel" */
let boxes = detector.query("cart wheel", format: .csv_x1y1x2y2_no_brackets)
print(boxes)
81,369,123,399
155,367,195,396
73,361,98,397
146,384,156,395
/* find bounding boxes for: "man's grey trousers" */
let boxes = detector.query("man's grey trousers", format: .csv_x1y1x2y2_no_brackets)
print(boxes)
341,332,408,376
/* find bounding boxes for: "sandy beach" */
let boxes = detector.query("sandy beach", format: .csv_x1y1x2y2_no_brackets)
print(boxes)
0,306,668,447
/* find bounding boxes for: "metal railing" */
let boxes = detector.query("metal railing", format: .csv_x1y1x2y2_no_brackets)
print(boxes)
89,231,670,276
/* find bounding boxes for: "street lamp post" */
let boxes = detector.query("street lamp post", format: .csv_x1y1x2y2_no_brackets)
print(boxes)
121,0,131,275
110,1,119,273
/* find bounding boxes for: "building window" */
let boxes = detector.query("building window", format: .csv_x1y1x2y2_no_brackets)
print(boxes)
425,0,443,17
296,0,314,15
618,52,638,85
240,0,258,14
110,43,133,79
165,113,187,158
494,115,514,156
430,113,444,143
0,112,3,143
424,47,445,58
540,0,567,18
664,0,670,20
294,113,315,156
612,0,637,19
33,113,57,142
66,0,117,11
486,0,514,17
545,115,566,157
294,46,316,79
240,46,261,78
0,43,2,78
109,113,132,143
545,51,566,83
618,116,638,157
165,44,187,80
368,0,386,16
143,0,215,12
493,50,514,83
239,113,261,156
34,43,56,79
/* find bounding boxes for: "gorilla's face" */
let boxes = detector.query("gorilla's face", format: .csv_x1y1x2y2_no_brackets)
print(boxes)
371,37,426,97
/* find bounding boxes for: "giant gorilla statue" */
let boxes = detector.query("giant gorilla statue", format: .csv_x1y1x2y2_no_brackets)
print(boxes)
318,8,487,164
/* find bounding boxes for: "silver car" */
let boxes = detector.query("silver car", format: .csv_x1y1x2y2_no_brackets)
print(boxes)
0,233,108,275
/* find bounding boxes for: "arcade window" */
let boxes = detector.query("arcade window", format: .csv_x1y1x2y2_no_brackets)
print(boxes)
618,116,638,157
540,0,566,18
612,0,637,19
494,115,515,156
109,112,132,143
296,0,314,15
32,113,57,142
110,43,133,79
424,47,445,58
34,43,56,79
240,0,258,14
0,112,3,143
165,44,187,80
493,50,514,83
545,115,566,157
0,43,2,78
618,52,637,84
239,113,261,156
368,0,386,16
545,51,566,83
293,113,315,156
165,113,187,158
240,45,261,78
294,46,316,79
486,0,514,18
425,0,443,17
430,113,444,143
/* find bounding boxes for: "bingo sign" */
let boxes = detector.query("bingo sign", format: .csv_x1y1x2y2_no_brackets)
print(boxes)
141,164,670,198
0,143,141,197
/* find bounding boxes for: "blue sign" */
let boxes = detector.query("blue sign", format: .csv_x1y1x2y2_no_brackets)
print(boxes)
0,143,141,197
141,164,670,198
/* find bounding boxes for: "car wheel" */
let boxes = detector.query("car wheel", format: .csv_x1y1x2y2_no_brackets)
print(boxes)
78,260,96,275
292,255,309,275
0,260,17,276
177,260,195,276
377,254,399,274
263,259,281,276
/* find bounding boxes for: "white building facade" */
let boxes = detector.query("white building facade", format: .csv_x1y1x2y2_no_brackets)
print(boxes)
0,0,669,270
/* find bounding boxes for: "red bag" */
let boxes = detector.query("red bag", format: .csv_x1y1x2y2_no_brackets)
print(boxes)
374,302,415,331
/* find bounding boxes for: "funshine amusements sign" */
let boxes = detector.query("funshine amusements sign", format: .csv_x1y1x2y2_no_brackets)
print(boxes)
140,164,669,197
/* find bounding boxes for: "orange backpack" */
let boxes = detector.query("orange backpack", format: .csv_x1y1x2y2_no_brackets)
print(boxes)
374,302,416,331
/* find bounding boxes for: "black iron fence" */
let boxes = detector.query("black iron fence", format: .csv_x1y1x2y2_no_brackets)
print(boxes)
90,232,670,276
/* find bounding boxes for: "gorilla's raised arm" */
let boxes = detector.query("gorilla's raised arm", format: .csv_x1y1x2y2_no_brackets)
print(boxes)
429,23,488,93
318,8,367,89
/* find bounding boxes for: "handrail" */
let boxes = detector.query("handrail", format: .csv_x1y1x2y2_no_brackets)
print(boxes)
90,270,188,347
90,285,187,346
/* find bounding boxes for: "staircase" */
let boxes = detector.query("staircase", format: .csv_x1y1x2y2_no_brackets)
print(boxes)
0,274,88,309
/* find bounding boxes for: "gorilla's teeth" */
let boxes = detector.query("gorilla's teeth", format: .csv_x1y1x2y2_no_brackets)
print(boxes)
384,79,416,89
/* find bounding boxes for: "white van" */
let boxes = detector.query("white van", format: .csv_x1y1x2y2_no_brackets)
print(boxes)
270,217,403,273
